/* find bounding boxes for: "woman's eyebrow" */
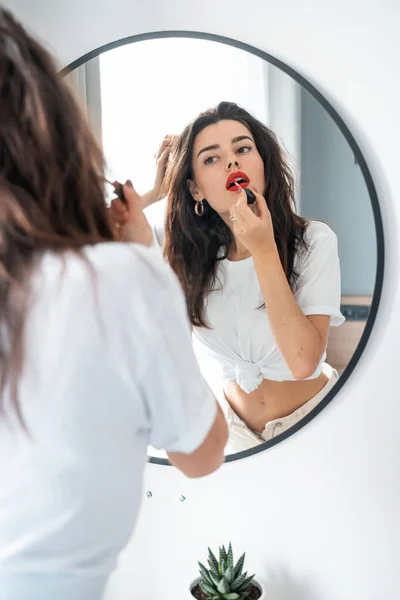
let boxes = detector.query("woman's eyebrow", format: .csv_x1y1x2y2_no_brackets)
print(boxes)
197,136,253,159
231,135,253,144
197,144,219,159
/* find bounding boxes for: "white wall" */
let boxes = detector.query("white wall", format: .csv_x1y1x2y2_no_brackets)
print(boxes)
5,1,399,598
268,64,302,204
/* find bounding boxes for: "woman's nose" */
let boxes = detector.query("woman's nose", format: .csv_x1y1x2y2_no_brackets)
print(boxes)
227,160,240,170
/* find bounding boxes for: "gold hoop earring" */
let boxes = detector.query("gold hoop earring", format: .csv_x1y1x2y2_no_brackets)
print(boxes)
194,200,204,216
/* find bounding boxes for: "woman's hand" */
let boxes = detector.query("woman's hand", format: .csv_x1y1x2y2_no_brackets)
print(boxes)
141,134,178,209
153,134,177,197
109,180,153,247
229,185,277,257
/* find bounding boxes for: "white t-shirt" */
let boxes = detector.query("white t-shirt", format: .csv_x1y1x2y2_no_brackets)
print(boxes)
153,220,345,394
0,243,217,600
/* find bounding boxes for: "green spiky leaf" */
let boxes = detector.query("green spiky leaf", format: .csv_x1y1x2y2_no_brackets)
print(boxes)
219,545,227,567
208,548,220,573
200,580,218,597
208,564,220,582
223,594,240,600
234,552,245,578
210,570,223,588
198,562,215,588
231,572,248,591
227,543,234,570
236,573,255,593
217,577,229,594
224,566,234,585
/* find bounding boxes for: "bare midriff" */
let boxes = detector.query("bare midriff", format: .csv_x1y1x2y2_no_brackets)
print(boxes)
223,371,329,434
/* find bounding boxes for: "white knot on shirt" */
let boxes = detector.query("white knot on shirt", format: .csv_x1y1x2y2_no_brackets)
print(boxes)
235,360,264,394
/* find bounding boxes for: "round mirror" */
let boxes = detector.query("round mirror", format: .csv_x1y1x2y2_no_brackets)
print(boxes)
63,33,383,463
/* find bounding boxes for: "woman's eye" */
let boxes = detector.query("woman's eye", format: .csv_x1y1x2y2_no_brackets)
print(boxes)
204,156,217,165
237,146,252,154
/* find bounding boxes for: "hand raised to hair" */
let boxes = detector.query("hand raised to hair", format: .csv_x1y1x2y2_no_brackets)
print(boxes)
109,180,153,247
138,134,178,210
152,134,178,200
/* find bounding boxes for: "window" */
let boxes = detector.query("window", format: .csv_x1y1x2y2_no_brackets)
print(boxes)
99,37,269,195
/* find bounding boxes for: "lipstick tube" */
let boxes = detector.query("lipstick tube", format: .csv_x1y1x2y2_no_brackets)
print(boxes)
245,188,256,204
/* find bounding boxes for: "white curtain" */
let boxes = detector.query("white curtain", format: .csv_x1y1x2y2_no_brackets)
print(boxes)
64,57,103,147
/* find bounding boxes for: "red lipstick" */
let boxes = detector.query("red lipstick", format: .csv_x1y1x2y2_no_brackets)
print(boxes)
226,171,250,191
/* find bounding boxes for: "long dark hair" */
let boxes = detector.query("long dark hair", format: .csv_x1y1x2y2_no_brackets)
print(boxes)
163,101,308,327
0,9,113,420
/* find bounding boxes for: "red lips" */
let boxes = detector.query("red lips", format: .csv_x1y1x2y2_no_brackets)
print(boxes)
226,171,250,192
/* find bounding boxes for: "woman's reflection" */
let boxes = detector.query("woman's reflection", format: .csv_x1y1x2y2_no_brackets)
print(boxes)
111,102,344,453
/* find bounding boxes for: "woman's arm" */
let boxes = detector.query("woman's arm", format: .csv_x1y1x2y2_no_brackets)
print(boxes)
253,246,330,379
229,186,330,380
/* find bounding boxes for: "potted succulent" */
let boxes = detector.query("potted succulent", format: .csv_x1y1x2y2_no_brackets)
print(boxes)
190,543,266,600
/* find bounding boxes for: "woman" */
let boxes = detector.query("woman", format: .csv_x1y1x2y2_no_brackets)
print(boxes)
113,101,344,453
0,9,227,600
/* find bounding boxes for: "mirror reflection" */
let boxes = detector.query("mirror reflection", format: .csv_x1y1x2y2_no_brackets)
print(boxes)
66,37,377,458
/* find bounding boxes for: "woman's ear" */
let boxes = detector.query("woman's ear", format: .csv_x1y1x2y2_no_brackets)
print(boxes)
187,179,200,201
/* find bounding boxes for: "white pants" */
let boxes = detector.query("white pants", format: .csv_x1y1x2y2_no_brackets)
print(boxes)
221,363,339,454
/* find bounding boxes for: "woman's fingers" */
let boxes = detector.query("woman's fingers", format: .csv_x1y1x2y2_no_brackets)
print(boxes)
233,184,269,224
155,141,167,161
157,148,170,169
109,180,152,246
153,146,174,200
110,199,127,225
121,180,141,213
155,135,176,161
233,186,258,222
229,203,246,231
110,197,126,212
110,179,143,224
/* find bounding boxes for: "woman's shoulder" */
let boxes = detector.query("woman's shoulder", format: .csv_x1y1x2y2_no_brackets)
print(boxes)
37,242,184,327
37,243,168,291
83,242,173,290
303,220,338,245
84,241,160,269
294,221,338,269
